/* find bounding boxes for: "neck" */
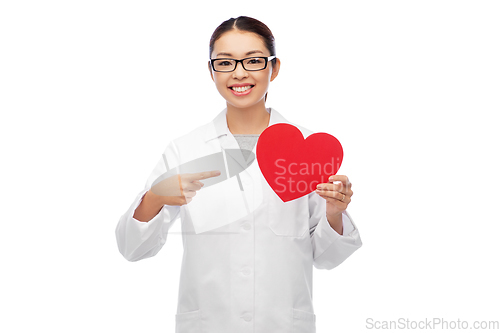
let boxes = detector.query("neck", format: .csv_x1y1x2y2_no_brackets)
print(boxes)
226,100,270,135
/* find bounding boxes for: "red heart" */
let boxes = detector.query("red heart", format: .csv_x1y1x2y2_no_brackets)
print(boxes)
256,123,343,202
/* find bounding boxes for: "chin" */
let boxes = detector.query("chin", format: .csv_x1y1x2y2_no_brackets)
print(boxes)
229,100,263,109
226,95,266,109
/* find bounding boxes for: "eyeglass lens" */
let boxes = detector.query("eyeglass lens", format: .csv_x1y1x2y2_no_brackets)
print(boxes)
213,57,267,72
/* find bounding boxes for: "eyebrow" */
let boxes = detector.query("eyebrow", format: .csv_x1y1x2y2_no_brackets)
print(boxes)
216,50,264,57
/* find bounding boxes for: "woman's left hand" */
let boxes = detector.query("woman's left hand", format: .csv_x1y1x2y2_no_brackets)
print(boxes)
315,175,353,218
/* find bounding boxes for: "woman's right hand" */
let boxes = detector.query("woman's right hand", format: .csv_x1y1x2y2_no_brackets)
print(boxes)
150,170,221,206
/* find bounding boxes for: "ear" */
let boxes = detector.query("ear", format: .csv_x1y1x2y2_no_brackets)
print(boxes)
270,58,281,82
208,61,214,82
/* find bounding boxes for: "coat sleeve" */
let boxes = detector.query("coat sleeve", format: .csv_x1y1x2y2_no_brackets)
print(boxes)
115,141,181,262
308,191,362,270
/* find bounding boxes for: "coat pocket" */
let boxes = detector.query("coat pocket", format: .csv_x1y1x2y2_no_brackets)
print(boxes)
292,308,316,333
175,309,203,333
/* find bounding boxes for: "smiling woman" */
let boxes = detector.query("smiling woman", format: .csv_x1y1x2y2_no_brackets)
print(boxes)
115,15,362,333
208,27,280,128
208,17,277,103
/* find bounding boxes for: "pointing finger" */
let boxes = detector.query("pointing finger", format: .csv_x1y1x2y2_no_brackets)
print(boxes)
184,170,221,181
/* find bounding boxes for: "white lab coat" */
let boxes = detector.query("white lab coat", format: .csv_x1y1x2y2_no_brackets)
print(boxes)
115,107,362,333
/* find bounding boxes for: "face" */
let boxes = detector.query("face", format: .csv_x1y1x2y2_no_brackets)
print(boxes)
209,30,280,110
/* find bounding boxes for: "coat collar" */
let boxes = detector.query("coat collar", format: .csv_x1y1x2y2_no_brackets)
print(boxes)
202,107,289,143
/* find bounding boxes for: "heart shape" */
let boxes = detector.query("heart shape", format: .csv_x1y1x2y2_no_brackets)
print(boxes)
256,123,343,202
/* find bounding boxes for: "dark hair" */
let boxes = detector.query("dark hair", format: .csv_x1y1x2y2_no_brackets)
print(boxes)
209,16,277,102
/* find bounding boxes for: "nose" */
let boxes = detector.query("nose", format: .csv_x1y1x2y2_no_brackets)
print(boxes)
232,61,248,79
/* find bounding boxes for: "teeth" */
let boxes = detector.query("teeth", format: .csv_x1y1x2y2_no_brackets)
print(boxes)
231,85,252,92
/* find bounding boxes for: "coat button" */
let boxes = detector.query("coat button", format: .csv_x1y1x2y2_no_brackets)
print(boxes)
242,313,252,322
241,267,251,276
242,223,251,230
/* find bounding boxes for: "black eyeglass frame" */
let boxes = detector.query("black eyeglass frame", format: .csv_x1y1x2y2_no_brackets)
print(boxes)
210,56,277,72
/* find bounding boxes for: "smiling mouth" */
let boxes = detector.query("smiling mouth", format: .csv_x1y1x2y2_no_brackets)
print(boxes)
230,85,254,92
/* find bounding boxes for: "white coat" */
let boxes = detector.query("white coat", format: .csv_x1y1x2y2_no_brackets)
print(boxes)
115,107,362,333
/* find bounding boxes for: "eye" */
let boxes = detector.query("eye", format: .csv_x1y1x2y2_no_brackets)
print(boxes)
246,58,264,64
216,60,232,67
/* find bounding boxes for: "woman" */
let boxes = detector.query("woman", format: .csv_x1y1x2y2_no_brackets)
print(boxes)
116,16,362,333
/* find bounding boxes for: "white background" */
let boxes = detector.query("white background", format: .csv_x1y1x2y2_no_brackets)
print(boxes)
1,1,499,332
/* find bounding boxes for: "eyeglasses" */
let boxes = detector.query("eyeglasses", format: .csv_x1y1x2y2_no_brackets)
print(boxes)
210,56,276,72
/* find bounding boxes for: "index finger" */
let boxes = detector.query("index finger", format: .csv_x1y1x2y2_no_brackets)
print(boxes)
183,170,221,181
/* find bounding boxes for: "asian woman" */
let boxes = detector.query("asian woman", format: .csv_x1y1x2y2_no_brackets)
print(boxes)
116,16,362,333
